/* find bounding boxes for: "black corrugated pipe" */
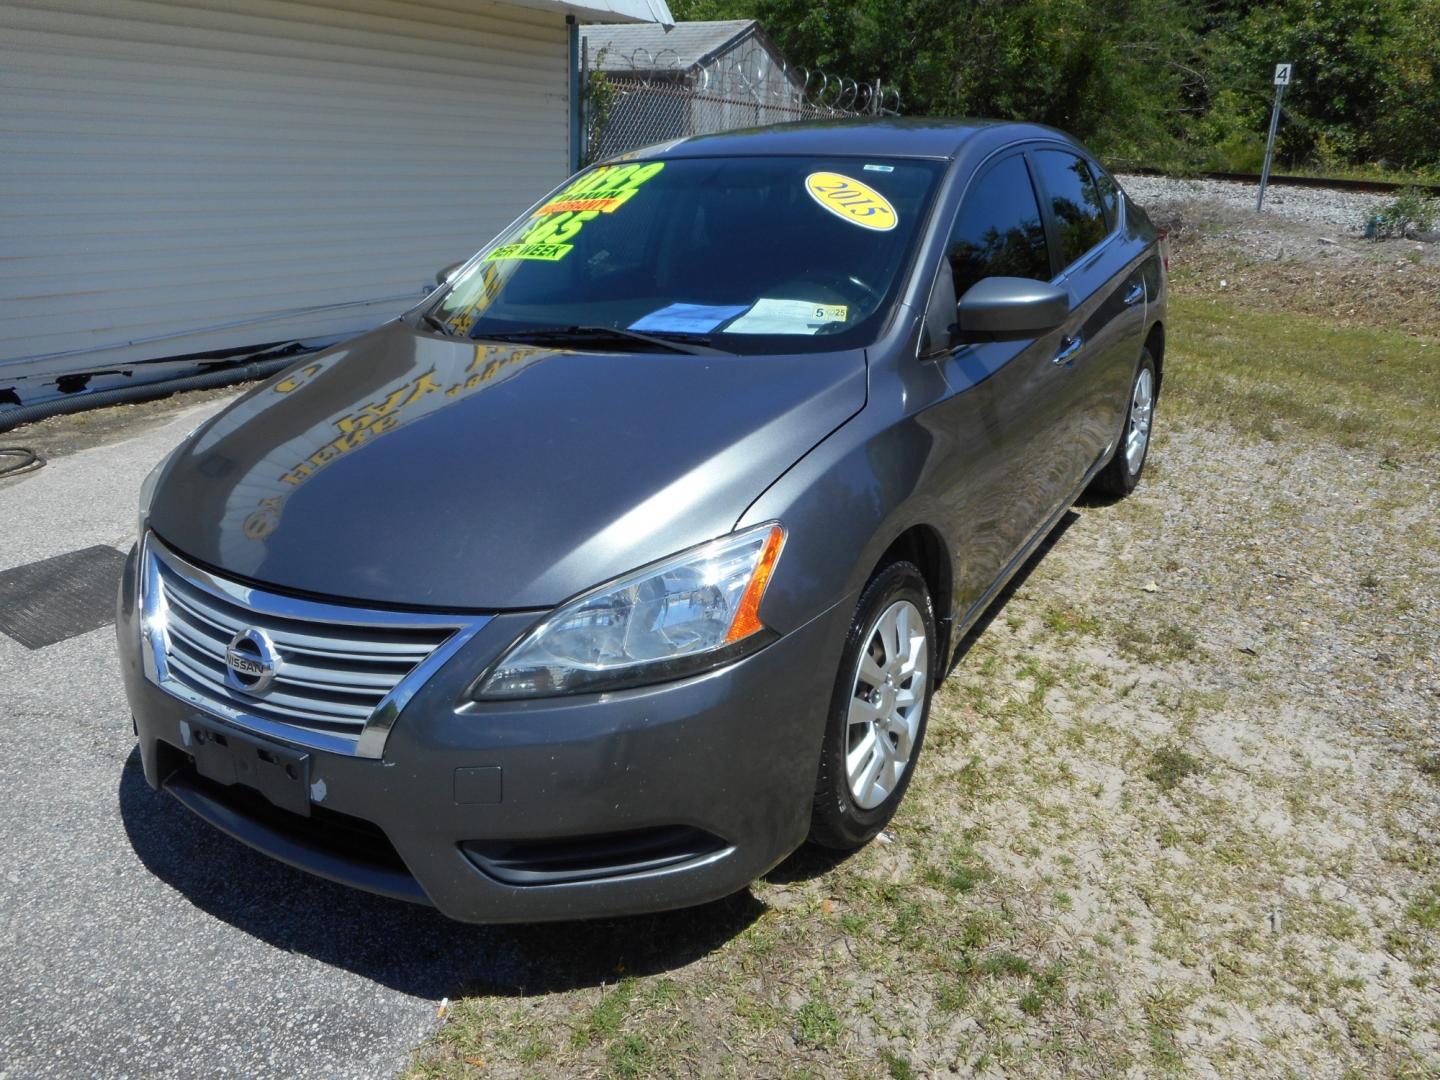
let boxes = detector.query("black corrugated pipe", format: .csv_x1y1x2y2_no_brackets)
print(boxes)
0,354,299,436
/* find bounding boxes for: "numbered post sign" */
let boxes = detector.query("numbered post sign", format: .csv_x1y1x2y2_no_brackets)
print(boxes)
1274,63,1292,86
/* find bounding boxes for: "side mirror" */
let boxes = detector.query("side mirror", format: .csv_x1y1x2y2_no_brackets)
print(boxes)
435,261,465,287
956,277,1068,339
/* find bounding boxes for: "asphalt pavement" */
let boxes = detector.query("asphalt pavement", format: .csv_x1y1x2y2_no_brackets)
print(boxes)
0,399,464,1079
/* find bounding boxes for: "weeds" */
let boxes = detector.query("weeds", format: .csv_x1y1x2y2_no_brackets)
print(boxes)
1407,885,1440,931
606,1033,654,1078
1043,604,1102,636
571,980,636,1048
1367,187,1439,239
1115,620,1199,663
881,1048,917,1080
1146,745,1205,791
795,997,842,1048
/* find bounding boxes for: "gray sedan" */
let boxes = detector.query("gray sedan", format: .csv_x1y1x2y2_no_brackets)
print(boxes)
119,118,1166,922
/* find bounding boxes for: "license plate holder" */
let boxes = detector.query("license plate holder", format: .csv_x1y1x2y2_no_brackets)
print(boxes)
187,720,312,817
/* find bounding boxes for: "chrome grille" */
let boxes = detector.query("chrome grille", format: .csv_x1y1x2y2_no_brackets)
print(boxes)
139,535,490,758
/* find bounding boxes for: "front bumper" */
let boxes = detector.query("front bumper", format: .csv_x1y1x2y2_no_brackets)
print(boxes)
117,545,849,923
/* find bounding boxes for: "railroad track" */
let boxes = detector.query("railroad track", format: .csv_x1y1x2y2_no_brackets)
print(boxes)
1128,167,1440,197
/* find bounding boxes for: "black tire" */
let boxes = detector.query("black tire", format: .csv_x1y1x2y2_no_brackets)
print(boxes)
809,561,936,851
1090,347,1158,498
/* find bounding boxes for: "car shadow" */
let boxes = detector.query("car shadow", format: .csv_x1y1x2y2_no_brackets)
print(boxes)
1073,487,1124,510
946,508,1080,674
118,749,764,1000
763,842,850,884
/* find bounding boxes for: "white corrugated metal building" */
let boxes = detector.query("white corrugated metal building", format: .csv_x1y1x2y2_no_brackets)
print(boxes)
0,0,671,395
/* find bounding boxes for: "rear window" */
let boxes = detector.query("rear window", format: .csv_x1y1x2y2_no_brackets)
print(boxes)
1092,164,1121,229
1033,150,1109,269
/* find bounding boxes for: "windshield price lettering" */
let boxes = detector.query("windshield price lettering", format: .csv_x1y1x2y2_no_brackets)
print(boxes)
487,162,667,263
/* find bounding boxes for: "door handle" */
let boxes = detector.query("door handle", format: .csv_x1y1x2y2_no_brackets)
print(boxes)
1053,335,1083,366
1122,281,1144,306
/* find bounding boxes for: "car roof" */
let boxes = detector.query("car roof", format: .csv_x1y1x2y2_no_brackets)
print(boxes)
632,117,1074,163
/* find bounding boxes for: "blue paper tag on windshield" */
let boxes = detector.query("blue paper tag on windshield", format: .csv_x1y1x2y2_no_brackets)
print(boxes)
629,303,748,334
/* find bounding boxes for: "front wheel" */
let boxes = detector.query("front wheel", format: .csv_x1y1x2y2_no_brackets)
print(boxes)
1090,348,1157,497
808,561,936,851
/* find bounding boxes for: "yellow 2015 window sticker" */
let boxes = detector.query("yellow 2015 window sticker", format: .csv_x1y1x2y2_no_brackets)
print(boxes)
804,172,898,232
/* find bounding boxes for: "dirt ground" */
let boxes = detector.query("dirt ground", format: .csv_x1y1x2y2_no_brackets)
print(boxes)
408,194,1440,1078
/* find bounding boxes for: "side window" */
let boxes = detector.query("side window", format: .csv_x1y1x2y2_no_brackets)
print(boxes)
1033,150,1108,269
1091,163,1121,229
947,154,1051,299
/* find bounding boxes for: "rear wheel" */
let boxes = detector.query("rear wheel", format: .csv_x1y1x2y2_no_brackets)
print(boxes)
1090,348,1157,497
809,561,935,851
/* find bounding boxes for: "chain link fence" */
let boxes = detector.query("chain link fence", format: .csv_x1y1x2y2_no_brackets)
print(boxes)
582,45,899,165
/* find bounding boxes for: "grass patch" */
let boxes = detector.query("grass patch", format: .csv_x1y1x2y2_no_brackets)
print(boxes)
974,952,1032,978
518,1036,550,1064
1019,964,1068,1017
922,843,993,896
1146,745,1206,791
571,979,637,1048
1167,296,1440,455
1115,620,1199,663
1406,884,1440,931
794,996,842,1048
935,979,972,1013
881,1048,918,1080
1042,604,1102,637
606,1032,655,1078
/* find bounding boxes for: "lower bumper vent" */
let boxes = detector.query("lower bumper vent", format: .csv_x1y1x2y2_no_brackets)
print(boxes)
462,826,727,886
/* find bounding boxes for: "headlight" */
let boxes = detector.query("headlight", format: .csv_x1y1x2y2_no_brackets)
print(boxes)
137,444,182,539
472,523,786,700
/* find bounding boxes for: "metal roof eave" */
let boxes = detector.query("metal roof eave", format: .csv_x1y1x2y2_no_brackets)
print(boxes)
513,0,674,26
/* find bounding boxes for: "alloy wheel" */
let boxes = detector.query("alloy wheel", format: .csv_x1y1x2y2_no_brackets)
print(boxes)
845,599,928,810
1125,367,1154,474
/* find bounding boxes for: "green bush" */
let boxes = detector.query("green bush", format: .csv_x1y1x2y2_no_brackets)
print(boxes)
1368,187,1440,239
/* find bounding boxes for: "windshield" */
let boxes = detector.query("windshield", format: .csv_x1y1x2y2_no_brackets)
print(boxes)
421,155,945,354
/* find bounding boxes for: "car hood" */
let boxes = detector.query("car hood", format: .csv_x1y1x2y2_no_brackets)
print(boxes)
148,322,866,609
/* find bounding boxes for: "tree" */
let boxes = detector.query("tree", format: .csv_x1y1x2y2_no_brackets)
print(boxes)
668,0,1440,172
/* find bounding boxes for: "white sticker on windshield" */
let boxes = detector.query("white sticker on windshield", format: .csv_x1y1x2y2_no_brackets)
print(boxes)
863,163,895,173
725,299,849,335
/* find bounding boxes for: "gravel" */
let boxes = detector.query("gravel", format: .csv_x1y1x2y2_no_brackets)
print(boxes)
1116,173,1394,233
1113,171,1440,335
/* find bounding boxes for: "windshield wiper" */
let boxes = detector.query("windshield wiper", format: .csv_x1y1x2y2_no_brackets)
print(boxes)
419,311,455,337
478,325,725,356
